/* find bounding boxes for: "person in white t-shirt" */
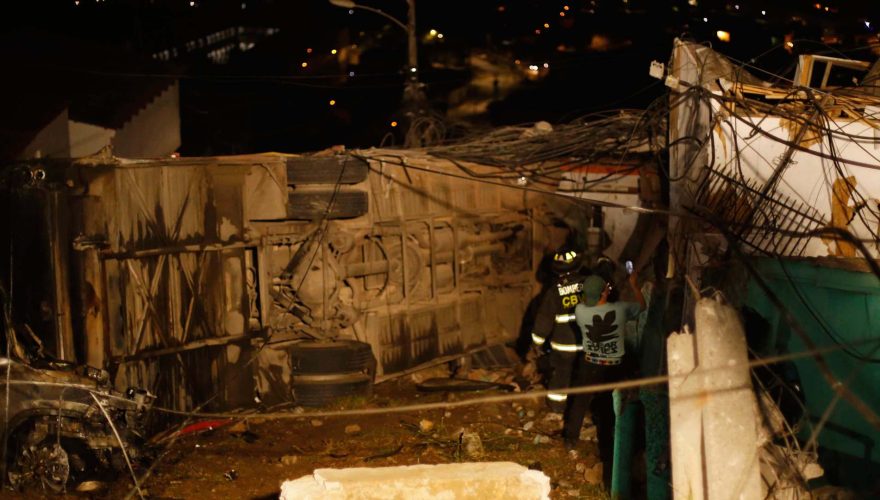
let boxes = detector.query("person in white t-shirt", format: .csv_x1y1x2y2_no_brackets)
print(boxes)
563,271,645,486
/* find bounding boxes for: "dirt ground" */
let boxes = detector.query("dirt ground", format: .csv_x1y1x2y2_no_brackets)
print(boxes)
6,367,612,499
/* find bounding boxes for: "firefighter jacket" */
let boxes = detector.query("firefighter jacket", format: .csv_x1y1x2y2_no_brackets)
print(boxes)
531,271,587,353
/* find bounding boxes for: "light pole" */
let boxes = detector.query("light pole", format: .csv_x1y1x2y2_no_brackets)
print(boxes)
329,0,428,143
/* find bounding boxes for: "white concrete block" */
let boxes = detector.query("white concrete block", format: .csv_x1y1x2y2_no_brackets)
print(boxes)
695,298,763,500
280,461,551,500
667,330,704,500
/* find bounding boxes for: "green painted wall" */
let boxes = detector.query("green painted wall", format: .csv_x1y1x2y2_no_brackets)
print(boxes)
745,258,880,488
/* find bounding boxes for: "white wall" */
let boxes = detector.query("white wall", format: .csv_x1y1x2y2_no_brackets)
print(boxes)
112,81,181,158
709,99,880,258
18,110,70,159
559,168,641,262
69,120,115,158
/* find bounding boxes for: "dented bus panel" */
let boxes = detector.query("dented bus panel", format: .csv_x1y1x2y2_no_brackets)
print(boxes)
0,151,570,412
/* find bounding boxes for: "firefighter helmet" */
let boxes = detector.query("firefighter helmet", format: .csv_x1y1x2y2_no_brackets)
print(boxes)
551,247,581,273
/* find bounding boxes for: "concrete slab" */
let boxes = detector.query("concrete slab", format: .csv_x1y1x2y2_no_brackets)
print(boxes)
280,461,551,500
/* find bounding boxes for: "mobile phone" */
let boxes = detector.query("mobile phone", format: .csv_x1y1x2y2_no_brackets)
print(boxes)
625,260,634,275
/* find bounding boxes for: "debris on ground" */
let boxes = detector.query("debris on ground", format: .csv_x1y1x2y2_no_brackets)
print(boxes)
419,419,435,433
344,424,362,435
226,421,248,434
584,463,603,485
533,435,552,445
94,371,607,499
461,431,484,459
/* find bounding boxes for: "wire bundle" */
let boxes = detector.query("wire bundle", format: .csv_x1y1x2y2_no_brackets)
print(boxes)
427,108,664,187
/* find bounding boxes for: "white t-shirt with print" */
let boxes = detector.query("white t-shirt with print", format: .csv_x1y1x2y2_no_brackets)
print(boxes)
574,301,641,365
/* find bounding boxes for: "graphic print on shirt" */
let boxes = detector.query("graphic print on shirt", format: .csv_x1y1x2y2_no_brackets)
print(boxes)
583,310,620,358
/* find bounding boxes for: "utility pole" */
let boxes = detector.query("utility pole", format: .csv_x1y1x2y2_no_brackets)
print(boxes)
406,0,417,72
330,0,429,145
401,0,428,142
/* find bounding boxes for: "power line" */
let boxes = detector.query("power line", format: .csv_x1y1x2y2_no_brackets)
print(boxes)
89,336,880,422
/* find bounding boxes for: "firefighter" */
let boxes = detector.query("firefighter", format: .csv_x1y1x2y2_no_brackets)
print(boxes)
530,246,588,412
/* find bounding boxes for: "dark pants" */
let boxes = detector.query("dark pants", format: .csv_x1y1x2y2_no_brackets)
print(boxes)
563,356,628,484
546,322,581,410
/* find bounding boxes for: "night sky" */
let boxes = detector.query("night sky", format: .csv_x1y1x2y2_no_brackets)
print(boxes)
2,0,878,156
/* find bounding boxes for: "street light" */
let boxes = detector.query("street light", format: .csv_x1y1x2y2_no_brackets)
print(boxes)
330,0,428,145
329,0,417,74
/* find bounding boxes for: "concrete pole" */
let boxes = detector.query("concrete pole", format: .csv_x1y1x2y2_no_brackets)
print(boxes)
667,330,703,500
402,0,426,125
667,298,764,500
406,0,417,74
694,297,763,500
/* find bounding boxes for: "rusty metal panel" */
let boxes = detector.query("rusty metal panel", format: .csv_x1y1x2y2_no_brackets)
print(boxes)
2,151,570,411
406,310,440,368
244,162,287,221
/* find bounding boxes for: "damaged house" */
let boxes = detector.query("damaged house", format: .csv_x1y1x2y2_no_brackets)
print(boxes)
657,39,880,494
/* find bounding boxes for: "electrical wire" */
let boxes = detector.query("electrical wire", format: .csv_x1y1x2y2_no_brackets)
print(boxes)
123,336,880,423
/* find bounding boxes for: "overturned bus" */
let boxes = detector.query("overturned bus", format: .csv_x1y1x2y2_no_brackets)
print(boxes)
0,150,575,413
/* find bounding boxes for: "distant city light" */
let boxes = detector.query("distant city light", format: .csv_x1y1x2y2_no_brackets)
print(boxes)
348,9,354,14
390,121,398,127
301,62,308,68
785,41,794,48
331,49,338,55
535,29,542,35
329,99,336,106
189,1,196,6
528,64,539,71
559,11,565,17
410,67,417,73
437,33,444,39
866,21,872,29
429,29,438,36
814,3,822,9
74,0,79,4
306,48,313,54
349,71,355,77
734,4,740,10
170,152,180,159
761,10,766,15
241,2,246,9
514,59,521,65
563,5,570,11
543,23,550,28
543,62,549,68
716,30,731,42
703,17,708,23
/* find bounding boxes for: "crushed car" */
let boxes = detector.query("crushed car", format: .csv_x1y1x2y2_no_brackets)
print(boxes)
0,320,153,493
